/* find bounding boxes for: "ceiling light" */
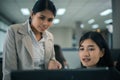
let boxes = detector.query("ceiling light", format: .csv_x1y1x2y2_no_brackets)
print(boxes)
92,24,99,29
53,19,60,24
100,9,112,16
80,24,84,28
21,8,30,15
57,8,66,15
104,19,113,24
88,19,95,24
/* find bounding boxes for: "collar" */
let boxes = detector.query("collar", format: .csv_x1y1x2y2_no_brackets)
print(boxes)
27,20,48,40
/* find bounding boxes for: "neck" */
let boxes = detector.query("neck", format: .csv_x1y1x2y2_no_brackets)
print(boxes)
31,26,43,41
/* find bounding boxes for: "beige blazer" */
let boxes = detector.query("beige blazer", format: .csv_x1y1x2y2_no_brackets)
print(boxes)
2,21,55,80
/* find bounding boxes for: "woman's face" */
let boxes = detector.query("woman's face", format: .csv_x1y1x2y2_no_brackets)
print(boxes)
31,9,54,33
79,39,104,68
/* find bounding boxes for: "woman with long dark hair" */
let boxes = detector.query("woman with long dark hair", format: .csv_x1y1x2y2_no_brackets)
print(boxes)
2,0,61,80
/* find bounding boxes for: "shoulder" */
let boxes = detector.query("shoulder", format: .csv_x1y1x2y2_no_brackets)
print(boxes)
6,24,22,36
8,21,28,35
9,23,23,31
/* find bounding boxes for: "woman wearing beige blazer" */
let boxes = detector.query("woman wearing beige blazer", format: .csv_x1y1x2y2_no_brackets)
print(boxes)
2,0,61,80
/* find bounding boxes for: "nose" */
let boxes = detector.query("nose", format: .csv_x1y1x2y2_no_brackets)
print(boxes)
43,20,48,25
83,50,90,57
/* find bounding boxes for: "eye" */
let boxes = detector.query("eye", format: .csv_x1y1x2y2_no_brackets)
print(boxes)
79,47,84,51
88,47,95,51
48,18,53,22
39,16,45,20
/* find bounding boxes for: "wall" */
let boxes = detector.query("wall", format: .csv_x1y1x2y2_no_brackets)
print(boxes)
112,0,120,49
62,49,81,69
0,21,8,53
0,31,6,52
49,27,74,48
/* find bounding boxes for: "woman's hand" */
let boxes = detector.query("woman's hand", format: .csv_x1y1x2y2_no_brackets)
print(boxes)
48,60,62,69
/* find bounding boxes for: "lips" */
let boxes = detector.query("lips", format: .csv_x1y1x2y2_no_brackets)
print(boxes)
39,26,45,31
82,57,91,62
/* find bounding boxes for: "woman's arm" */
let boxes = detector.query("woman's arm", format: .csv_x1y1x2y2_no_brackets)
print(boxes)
2,27,18,80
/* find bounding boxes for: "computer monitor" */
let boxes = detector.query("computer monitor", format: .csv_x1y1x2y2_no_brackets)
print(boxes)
11,67,113,80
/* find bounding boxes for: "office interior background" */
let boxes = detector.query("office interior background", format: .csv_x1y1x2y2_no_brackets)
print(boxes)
0,0,120,69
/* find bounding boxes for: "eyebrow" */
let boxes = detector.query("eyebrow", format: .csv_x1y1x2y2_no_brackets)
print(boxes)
40,14,54,19
88,45,94,47
80,44,95,47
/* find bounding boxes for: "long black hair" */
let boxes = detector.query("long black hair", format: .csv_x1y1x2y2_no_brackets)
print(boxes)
79,31,114,67
32,0,56,16
29,0,56,24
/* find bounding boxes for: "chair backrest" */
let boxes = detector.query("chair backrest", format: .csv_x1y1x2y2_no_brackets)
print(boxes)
110,49,120,61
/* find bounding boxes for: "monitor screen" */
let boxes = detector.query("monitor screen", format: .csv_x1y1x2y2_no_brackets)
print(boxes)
11,67,111,80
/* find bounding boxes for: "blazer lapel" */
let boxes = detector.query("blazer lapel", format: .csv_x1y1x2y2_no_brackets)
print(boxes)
18,20,34,59
44,39,51,60
22,36,33,59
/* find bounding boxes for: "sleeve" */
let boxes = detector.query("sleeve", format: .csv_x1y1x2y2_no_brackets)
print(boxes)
2,27,18,80
50,34,56,61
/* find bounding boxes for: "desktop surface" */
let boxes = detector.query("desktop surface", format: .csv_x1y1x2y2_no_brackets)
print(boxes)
11,67,112,80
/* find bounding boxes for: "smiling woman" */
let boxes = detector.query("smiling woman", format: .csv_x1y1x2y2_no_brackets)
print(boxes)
2,0,62,80
78,31,120,80
78,31,114,68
